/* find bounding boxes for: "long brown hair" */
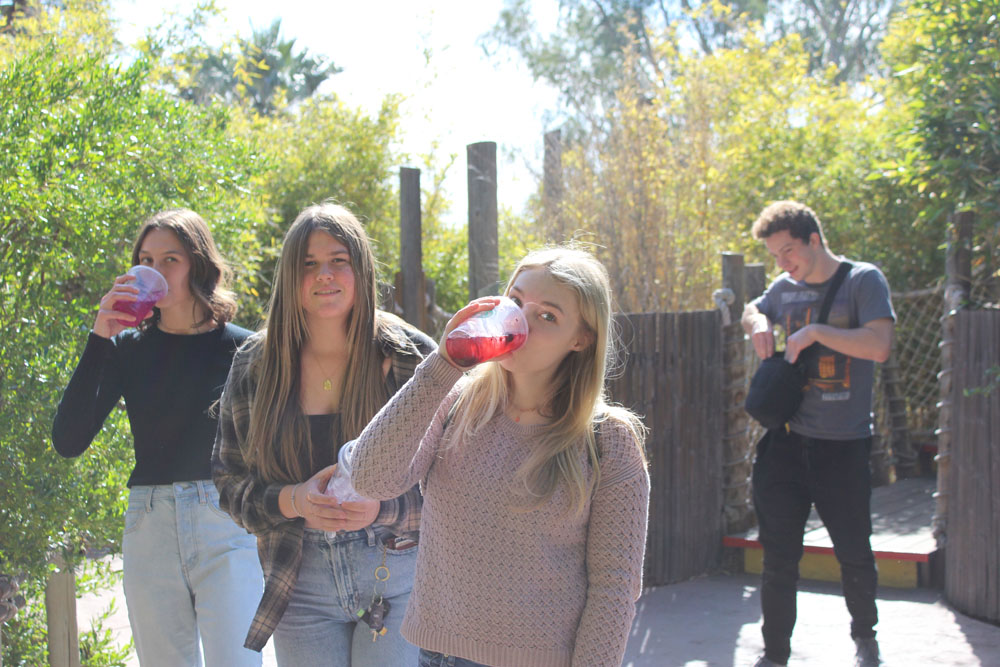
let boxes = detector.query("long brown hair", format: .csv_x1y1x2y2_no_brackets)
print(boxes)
130,209,237,330
240,202,408,483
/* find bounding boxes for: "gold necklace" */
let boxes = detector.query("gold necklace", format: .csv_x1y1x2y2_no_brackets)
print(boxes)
157,319,216,335
307,348,336,392
508,401,542,423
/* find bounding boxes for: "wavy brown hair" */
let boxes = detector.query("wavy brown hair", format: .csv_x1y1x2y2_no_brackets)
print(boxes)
130,209,237,331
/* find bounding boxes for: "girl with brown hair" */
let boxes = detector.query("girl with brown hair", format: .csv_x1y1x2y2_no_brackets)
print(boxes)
52,209,262,666
213,202,434,665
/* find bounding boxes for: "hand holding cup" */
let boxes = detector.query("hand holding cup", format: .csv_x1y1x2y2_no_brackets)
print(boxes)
94,266,168,338
442,296,528,368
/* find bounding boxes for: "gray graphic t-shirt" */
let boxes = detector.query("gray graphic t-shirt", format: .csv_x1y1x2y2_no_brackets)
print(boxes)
752,261,895,440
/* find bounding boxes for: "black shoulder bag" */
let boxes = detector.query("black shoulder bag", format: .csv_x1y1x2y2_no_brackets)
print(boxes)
744,261,852,431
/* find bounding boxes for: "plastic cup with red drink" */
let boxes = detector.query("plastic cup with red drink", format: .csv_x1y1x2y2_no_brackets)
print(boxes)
324,439,366,503
445,296,529,366
112,265,168,327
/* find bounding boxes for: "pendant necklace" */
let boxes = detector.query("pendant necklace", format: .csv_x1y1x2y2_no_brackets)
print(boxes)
308,348,336,392
509,402,541,423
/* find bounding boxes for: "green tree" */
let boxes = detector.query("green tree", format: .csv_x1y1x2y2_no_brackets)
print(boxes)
880,0,1000,289
0,43,266,664
171,18,341,115
0,0,117,64
538,21,927,312
484,0,900,127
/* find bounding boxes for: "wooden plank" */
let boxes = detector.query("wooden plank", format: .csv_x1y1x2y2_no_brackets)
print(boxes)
398,167,425,330
45,567,80,667
466,142,498,299
992,314,1000,622
614,309,724,586
945,310,1000,622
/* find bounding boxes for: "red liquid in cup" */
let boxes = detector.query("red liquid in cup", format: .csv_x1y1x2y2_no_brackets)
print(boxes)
445,332,527,366
113,298,159,327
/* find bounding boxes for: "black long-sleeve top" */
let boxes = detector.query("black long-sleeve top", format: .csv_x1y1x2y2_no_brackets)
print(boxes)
52,324,251,486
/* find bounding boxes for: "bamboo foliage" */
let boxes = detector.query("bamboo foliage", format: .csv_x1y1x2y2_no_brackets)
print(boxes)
547,24,922,312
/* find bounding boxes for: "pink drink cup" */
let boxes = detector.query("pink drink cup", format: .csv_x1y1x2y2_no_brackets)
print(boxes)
445,296,529,366
112,265,168,327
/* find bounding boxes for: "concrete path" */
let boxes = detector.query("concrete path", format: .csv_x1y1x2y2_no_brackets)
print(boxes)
625,574,1000,666
78,562,1000,666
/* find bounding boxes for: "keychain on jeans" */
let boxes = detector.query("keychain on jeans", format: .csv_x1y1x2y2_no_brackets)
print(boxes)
358,543,390,641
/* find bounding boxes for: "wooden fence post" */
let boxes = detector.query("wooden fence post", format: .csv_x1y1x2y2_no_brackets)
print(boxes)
933,211,974,544
744,263,766,304
467,141,499,300
720,252,754,533
398,166,427,331
44,557,80,667
543,129,564,242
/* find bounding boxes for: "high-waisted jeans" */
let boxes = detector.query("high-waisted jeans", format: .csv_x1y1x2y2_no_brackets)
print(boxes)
122,480,262,666
272,526,419,667
752,429,878,665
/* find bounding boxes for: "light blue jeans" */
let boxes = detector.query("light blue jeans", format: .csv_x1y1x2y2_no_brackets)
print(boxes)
417,649,489,667
272,527,419,667
122,481,262,666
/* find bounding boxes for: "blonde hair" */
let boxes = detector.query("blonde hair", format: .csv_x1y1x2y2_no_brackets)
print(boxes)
241,202,411,483
449,247,646,514
130,209,237,331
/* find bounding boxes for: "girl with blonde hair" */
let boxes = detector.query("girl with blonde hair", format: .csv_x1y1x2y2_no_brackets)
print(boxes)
212,202,435,665
53,209,262,666
352,246,650,667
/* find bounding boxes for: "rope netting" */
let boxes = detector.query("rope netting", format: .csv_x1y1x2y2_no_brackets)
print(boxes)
874,286,944,474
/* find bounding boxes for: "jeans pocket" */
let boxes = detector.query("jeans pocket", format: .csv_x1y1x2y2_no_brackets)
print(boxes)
417,649,448,667
383,535,418,556
123,505,145,535
205,488,236,521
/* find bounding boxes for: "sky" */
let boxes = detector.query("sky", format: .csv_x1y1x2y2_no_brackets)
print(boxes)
112,0,562,226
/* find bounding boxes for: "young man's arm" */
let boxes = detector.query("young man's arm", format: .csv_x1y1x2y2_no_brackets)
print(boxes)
742,302,775,360
785,318,894,364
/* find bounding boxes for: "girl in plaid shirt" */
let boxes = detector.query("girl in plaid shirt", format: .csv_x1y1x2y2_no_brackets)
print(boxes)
213,202,434,664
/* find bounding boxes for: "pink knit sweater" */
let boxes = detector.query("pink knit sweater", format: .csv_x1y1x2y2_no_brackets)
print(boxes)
352,352,650,667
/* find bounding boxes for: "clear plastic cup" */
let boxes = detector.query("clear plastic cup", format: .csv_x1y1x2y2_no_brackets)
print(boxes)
112,265,168,327
445,296,529,366
324,439,366,503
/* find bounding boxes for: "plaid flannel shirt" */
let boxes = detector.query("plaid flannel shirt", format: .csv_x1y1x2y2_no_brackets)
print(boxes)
212,324,435,651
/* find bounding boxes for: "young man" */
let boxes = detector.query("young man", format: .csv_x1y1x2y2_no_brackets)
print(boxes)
741,201,895,667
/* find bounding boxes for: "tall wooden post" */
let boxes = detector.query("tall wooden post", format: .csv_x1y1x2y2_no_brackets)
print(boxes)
744,263,766,303
398,167,426,331
467,142,499,300
721,252,753,533
45,558,80,667
543,129,564,242
933,211,974,545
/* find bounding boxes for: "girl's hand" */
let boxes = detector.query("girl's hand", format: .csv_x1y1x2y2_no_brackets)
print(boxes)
438,297,501,369
93,274,144,339
292,465,380,532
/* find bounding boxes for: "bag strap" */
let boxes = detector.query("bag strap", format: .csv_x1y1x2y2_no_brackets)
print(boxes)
817,261,852,325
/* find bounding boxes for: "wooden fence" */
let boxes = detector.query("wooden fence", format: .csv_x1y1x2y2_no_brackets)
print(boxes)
608,311,724,586
945,309,1000,623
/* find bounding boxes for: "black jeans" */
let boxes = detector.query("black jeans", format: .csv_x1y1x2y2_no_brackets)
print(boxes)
751,429,878,664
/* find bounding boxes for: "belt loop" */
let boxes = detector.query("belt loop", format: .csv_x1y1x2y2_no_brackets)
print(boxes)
144,486,154,512
197,480,208,504
365,525,377,547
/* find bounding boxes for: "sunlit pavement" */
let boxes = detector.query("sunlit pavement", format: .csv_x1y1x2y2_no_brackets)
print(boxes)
77,561,1000,666
624,573,1000,666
